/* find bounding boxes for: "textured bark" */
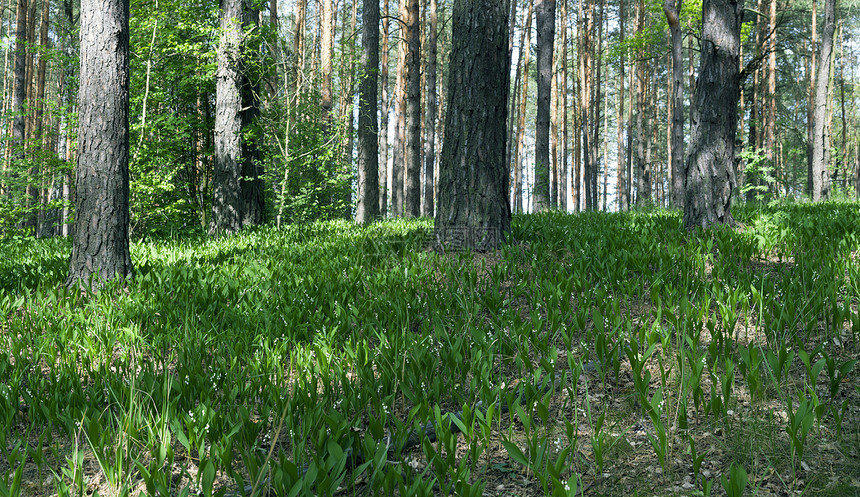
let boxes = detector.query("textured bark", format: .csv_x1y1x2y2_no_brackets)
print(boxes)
355,0,379,224
766,0,776,164
683,0,743,228
807,0,816,195
379,0,389,216
512,0,532,214
435,0,511,251
404,0,421,217
211,0,245,234
664,0,684,209
422,0,438,217
211,0,263,234
11,0,27,166
534,0,555,212
559,0,568,211
67,0,132,288
392,0,406,216
617,0,627,210
240,2,264,226
811,0,835,201
321,0,333,123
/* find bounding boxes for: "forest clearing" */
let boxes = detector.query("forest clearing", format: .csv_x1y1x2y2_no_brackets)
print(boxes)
1,204,859,496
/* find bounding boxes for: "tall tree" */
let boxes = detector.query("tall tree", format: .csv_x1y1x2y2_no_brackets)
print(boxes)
9,0,27,193
321,0,333,125
684,0,743,228
211,0,264,234
67,0,132,287
422,0,438,217
404,0,421,216
811,0,835,201
664,0,684,208
534,0,555,211
356,0,379,224
379,0,390,216
436,0,511,251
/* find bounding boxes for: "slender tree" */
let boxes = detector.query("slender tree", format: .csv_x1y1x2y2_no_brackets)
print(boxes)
684,0,743,228
379,0,389,216
664,0,684,208
356,0,379,224
67,0,132,287
436,0,511,251
423,0,438,217
404,0,421,216
534,0,554,211
811,0,836,201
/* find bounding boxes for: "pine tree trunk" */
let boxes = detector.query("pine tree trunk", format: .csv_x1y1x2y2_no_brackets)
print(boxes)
436,0,511,251
379,0,389,216
807,0,816,195
404,0,421,217
617,0,627,210
534,0,555,212
559,0,569,211
664,0,684,209
67,0,132,288
356,0,379,223
514,0,533,214
422,0,438,217
684,0,742,228
811,0,835,201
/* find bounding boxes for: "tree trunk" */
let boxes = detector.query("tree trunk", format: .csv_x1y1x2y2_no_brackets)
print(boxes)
664,0,684,209
34,0,50,237
379,0,389,216
321,0,333,124
392,0,407,216
404,0,421,217
422,0,438,217
436,0,511,251
559,0,569,211
67,0,132,288
514,0,533,214
211,0,262,234
240,1,264,226
811,0,835,201
684,0,742,228
807,0,816,195
10,0,27,189
534,0,555,212
511,0,532,214
616,0,627,211
356,0,379,224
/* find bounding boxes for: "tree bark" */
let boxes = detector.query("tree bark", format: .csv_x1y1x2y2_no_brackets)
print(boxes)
404,0,421,217
10,0,27,187
811,0,835,201
392,0,407,216
511,0,534,214
807,0,816,195
67,0,132,288
321,0,333,124
436,0,511,251
617,0,627,210
559,0,568,211
534,0,555,212
379,0,389,216
211,0,263,234
683,0,743,228
422,0,438,217
514,0,533,214
356,0,379,224
664,0,684,209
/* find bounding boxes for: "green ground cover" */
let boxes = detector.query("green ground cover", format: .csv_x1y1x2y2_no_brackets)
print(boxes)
1,202,858,496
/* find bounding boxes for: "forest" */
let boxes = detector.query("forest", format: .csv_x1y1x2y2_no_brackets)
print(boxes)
0,0,859,495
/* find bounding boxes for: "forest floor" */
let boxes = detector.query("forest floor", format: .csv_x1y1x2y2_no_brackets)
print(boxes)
1,202,859,497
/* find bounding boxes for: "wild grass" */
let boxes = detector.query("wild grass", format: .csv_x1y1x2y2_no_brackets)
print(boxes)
0,201,858,496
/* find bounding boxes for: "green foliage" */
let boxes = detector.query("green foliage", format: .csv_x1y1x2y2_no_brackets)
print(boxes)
1,204,859,494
